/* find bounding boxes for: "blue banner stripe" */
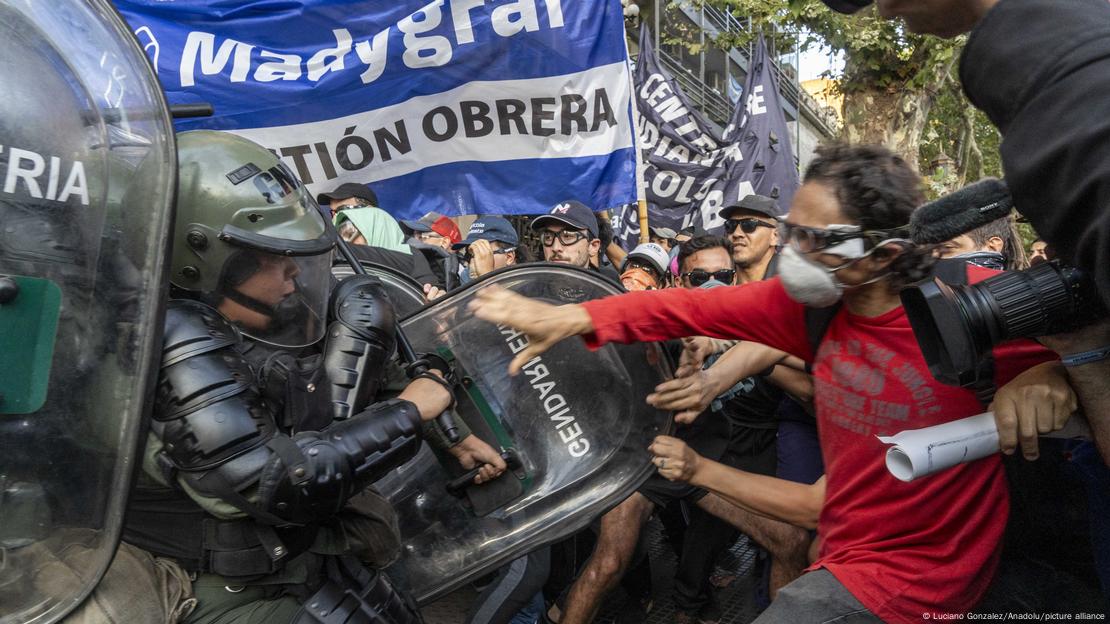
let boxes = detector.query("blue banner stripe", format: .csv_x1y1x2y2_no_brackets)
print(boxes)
372,148,637,220
118,0,629,128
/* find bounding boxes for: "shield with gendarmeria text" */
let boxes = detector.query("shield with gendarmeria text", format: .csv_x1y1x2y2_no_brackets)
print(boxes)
376,263,674,604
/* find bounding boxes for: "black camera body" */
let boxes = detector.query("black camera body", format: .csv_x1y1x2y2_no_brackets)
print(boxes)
901,260,1103,387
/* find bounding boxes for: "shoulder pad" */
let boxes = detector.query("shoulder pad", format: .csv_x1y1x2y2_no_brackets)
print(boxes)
163,299,242,367
155,300,274,471
329,275,397,338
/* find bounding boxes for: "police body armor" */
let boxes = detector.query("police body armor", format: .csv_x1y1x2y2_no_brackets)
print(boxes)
123,273,424,624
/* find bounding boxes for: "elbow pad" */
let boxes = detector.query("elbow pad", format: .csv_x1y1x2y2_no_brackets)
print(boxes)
256,399,422,525
324,275,398,421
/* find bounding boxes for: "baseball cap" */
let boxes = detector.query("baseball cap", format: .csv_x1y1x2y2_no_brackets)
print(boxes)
718,194,781,220
648,225,678,240
621,243,670,276
530,200,599,238
316,182,378,206
401,212,461,244
453,216,520,249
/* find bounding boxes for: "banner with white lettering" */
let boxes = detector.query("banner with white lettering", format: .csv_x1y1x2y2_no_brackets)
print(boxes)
616,27,798,245
115,1,637,219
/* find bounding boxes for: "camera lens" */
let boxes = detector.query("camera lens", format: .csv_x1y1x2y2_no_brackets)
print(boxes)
902,261,1100,387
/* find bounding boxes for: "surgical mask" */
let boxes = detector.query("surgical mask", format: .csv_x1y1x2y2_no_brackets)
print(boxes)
698,278,729,289
777,246,845,307
620,267,658,291
953,251,1006,271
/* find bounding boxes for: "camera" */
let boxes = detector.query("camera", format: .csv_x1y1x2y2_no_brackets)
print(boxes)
901,260,1104,387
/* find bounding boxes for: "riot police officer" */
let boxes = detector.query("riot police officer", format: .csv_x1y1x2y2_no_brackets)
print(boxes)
122,130,505,623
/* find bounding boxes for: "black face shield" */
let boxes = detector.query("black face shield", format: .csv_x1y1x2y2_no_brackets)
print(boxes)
822,0,873,14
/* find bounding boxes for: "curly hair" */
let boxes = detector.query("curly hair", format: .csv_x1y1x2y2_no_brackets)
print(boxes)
803,143,934,287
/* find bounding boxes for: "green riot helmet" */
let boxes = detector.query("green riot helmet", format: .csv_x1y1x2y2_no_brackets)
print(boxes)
172,130,336,348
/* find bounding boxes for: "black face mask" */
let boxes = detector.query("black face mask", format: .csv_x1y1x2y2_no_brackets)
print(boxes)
954,251,1007,271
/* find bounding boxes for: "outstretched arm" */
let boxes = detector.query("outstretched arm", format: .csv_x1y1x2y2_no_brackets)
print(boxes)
469,279,809,375
650,436,826,530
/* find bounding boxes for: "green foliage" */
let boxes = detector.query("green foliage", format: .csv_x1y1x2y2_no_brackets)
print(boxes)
669,0,1001,192
677,0,961,96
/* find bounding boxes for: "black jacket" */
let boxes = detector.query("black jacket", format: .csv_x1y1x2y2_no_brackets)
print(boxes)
349,243,440,289
961,0,1110,308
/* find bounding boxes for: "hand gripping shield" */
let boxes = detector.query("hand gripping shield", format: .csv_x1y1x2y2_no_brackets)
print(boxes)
377,263,674,604
0,1,175,622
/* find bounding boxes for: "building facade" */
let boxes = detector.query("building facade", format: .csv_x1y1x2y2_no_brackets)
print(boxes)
626,1,839,173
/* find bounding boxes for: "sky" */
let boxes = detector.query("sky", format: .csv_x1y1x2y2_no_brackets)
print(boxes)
797,42,844,81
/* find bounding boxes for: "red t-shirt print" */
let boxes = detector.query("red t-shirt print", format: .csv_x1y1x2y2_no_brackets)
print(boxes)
581,270,1054,622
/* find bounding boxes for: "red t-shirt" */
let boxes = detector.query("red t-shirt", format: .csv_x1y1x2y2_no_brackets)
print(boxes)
581,270,1054,622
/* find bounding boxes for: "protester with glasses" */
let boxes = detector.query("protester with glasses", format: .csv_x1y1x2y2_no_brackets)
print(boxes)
452,216,522,282
470,144,1075,623
531,200,601,270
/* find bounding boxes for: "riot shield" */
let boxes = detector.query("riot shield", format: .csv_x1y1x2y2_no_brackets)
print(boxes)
377,263,673,604
0,2,175,622
332,260,427,318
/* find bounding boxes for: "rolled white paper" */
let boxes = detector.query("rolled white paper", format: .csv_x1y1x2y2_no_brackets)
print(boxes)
878,413,1091,482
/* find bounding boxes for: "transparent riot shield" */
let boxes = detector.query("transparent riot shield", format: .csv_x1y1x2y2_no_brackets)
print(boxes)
332,260,427,318
0,1,175,622
378,263,674,603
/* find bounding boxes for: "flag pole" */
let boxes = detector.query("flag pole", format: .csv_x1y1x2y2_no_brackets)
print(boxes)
626,25,651,244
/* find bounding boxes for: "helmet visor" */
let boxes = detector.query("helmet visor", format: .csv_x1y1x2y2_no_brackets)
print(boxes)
219,249,333,348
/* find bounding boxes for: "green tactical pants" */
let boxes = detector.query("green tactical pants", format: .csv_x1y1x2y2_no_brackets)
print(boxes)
184,574,302,624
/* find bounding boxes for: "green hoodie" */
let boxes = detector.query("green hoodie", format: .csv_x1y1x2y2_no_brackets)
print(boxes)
334,207,411,255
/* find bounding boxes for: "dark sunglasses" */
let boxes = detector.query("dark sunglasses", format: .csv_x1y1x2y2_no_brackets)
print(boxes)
724,218,776,235
682,269,735,287
458,245,515,263
540,230,590,247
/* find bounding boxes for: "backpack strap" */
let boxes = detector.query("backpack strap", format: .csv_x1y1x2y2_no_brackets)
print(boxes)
804,304,842,370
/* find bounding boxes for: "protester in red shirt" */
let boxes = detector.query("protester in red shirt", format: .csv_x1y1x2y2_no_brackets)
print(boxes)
469,144,1076,622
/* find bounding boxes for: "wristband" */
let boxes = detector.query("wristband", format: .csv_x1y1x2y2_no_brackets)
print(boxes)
412,372,458,410
1061,345,1110,368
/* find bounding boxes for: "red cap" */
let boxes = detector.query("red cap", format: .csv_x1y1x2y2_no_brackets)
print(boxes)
430,216,461,245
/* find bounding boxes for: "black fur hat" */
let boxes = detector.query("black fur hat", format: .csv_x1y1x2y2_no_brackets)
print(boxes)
910,178,1014,244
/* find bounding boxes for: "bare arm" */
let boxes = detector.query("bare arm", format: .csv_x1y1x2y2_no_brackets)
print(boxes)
605,241,628,270
766,366,814,404
649,341,809,423
650,435,825,529
693,460,826,530
1039,320,1110,465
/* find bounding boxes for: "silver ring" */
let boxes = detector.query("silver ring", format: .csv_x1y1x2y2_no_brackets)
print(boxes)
659,459,666,469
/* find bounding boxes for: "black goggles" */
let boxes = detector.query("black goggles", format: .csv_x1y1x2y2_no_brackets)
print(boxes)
682,269,735,287
776,221,908,255
725,218,776,235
